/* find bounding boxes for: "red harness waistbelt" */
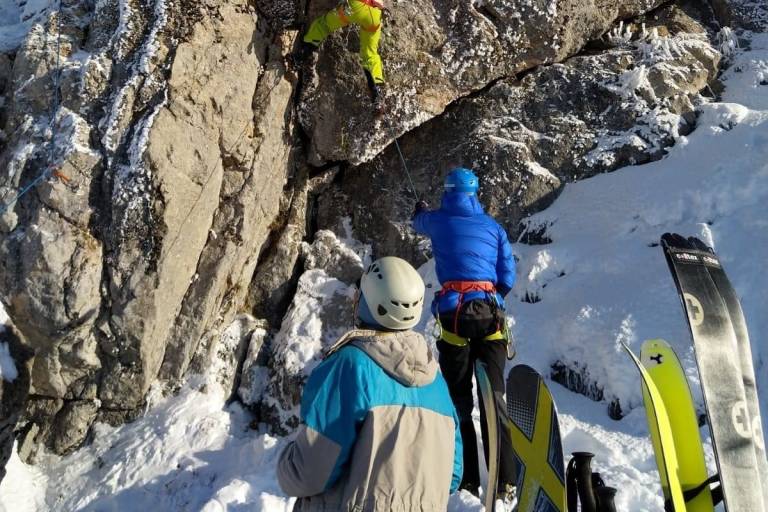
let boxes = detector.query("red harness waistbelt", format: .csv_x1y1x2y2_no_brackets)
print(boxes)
441,281,497,293
357,0,385,9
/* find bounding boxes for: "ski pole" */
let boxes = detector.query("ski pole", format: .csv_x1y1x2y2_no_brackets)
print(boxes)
567,458,579,512
595,486,618,512
572,452,598,512
393,138,419,200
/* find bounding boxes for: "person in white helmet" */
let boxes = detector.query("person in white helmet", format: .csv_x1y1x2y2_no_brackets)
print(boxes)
277,257,463,512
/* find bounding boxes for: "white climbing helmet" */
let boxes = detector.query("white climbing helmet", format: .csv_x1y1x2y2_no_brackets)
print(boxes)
360,256,425,330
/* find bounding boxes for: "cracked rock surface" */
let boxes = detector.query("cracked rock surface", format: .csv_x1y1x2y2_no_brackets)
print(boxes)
0,0,733,473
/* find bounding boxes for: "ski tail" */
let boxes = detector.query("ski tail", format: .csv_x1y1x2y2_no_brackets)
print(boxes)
701,247,768,504
476,360,500,511
623,343,687,512
566,458,578,512
661,233,768,512
505,365,567,512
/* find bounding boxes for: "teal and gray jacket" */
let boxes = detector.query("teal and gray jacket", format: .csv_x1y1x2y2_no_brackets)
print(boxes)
278,329,463,511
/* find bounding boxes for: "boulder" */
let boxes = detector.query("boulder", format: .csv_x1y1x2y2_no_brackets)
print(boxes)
237,325,270,408
188,314,264,399
247,167,338,328
257,229,369,432
0,0,298,456
299,0,670,166
318,6,721,260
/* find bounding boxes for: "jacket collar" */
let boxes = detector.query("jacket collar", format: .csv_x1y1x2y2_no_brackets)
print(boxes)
327,329,438,387
439,192,484,217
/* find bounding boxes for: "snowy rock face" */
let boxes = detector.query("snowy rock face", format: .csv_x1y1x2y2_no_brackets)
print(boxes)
319,4,722,260
245,230,369,431
0,324,32,482
299,0,670,166
247,168,338,328
711,0,768,32
0,0,731,473
0,0,296,459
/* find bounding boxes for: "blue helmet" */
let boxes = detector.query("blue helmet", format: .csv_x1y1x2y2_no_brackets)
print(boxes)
444,168,479,195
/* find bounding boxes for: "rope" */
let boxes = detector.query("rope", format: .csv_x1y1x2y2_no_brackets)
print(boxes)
0,0,65,217
393,138,418,200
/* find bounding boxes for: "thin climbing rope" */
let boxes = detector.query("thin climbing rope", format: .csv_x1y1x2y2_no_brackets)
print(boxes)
393,138,418,200
0,0,65,216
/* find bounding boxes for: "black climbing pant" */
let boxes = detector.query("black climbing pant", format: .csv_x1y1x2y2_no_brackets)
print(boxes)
437,336,516,494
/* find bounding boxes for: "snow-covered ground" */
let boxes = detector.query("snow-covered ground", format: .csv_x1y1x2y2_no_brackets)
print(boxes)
2,30,768,512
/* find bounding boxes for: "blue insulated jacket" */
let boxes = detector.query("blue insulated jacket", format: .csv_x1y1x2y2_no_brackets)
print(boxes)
413,192,516,313
278,330,463,511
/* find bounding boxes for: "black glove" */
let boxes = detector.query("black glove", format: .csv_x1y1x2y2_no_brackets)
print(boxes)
413,200,429,218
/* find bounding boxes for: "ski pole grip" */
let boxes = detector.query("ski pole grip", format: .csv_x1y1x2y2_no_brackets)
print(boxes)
596,486,618,512
572,452,598,512
566,457,578,512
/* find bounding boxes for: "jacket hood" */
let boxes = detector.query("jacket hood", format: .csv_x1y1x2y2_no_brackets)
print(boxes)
440,191,484,217
335,329,438,387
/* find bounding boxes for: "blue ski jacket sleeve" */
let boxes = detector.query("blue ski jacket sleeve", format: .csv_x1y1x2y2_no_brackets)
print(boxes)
278,348,369,497
495,225,515,296
277,338,463,502
413,192,516,297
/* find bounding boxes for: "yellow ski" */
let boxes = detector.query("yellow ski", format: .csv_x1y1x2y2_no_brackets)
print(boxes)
505,365,566,512
476,361,500,511
623,343,687,511
641,339,713,512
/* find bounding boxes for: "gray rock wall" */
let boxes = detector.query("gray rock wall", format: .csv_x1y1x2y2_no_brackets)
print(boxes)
299,0,670,166
0,0,735,475
0,0,296,460
318,3,722,263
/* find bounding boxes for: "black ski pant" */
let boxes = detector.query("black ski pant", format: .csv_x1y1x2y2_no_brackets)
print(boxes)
436,337,516,493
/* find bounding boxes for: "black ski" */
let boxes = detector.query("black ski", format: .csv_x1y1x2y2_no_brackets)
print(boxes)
661,233,767,512
699,241,768,504
476,360,500,511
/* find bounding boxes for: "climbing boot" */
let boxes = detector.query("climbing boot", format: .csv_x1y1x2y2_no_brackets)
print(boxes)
289,41,318,69
372,84,386,117
364,69,386,116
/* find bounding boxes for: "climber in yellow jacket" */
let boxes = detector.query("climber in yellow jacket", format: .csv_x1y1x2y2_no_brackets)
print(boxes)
300,0,387,113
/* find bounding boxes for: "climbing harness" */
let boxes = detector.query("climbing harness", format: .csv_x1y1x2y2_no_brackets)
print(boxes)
393,138,419,200
0,0,66,217
336,3,351,25
435,280,511,350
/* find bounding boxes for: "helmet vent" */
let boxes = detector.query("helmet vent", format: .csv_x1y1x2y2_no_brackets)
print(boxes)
403,316,415,321
390,300,400,306
377,304,387,316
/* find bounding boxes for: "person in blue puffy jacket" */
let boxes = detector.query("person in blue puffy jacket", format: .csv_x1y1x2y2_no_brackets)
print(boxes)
412,167,516,501
278,257,462,511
